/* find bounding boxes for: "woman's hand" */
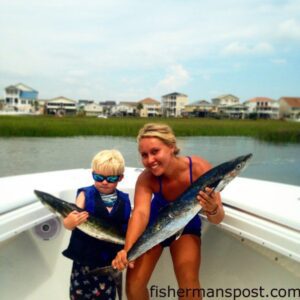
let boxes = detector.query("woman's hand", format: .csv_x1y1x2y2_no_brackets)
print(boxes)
197,187,219,215
112,249,135,271
63,210,89,230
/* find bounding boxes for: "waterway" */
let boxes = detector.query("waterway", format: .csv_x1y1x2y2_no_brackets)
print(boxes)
0,136,299,186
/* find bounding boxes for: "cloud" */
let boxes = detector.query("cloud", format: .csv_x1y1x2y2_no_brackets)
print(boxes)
0,0,299,100
156,65,190,92
270,58,287,65
222,41,274,56
278,19,300,40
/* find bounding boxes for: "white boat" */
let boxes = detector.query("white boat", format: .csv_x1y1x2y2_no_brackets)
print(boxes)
0,168,299,300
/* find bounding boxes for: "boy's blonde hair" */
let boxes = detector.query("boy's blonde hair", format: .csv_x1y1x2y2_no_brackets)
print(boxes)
91,149,125,175
137,123,180,155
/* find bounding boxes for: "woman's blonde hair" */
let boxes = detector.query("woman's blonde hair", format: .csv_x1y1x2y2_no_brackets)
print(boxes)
91,149,125,175
137,123,180,155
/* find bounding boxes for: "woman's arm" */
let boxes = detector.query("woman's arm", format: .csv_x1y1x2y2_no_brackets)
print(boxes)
112,172,153,270
194,156,225,224
124,176,152,251
63,191,89,230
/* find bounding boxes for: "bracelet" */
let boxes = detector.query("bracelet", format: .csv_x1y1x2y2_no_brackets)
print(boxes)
205,205,218,216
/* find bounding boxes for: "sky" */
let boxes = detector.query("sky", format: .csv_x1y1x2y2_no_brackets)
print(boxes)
0,0,300,103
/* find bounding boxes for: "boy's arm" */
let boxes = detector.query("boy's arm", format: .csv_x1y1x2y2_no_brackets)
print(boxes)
63,191,89,230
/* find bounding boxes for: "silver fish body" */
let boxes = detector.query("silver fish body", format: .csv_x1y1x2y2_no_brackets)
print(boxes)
126,153,252,261
34,190,125,245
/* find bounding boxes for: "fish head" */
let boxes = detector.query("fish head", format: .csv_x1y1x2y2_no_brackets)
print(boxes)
34,190,74,218
208,153,253,192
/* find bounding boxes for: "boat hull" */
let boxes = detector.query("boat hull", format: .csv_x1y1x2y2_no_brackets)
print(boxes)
0,167,299,299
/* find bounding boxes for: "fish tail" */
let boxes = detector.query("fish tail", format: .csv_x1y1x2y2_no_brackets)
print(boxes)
89,265,123,300
114,270,123,300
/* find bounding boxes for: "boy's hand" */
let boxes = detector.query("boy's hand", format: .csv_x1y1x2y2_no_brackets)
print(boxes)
63,210,89,230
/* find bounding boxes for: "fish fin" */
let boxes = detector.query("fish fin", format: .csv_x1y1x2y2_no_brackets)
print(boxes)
175,228,184,240
89,266,123,300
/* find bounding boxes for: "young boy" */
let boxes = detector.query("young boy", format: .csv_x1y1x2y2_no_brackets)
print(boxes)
62,149,131,300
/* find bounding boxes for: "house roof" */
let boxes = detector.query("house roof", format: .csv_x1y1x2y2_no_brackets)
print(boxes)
245,97,275,103
48,96,77,103
162,92,188,97
78,99,94,104
119,101,138,106
6,83,38,92
138,98,160,105
212,94,238,100
280,97,300,107
100,101,116,106
188,100,211,106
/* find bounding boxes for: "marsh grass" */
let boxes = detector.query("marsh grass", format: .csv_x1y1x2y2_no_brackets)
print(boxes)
0,116,299,143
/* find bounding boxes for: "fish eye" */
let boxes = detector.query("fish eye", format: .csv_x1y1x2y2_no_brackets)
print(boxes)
236,163,242,170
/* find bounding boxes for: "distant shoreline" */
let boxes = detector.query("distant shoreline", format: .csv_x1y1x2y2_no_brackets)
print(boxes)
0,116,299,143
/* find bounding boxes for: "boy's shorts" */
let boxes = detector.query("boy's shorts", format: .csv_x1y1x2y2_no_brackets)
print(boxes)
70,261,116,300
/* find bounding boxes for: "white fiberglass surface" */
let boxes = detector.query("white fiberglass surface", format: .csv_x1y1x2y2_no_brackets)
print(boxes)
1,222,300,300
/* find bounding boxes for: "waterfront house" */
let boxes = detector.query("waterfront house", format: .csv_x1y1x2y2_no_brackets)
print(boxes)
138,98,161,117
183,100,215,117
112,101,138,116
4,83,38,113
78,99,94,109
36,99,48,115
244,97,279,119
218,103,249,119
99,101,117,117
161,92,188,117
279,97,300,120
46,96,77,116
83,103,104,117
77,100,95,115
211,94,239,106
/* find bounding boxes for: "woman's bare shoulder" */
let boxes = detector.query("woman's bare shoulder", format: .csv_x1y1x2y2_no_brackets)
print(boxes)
137,169,155,185
190,155,212,174
136,169,159,192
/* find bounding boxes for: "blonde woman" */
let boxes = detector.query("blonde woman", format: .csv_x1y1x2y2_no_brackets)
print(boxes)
112,123,224,300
